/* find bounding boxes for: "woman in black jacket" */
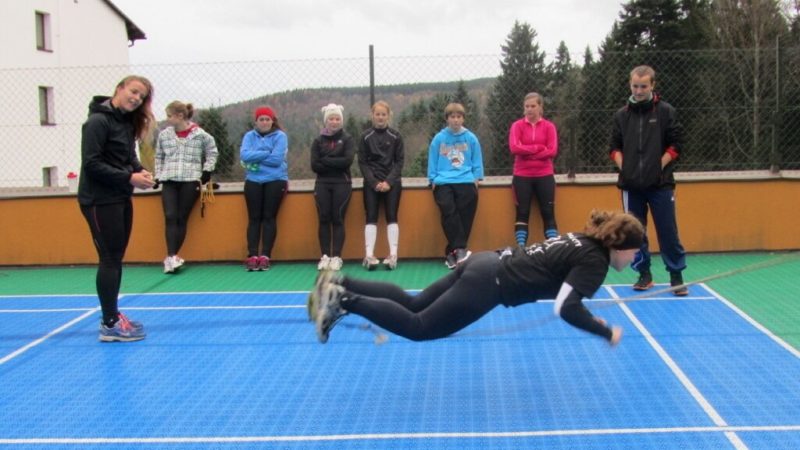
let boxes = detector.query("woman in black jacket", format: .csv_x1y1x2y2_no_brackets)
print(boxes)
311,103,355,272
309,210,645,345
358,101,404,270
78,75,156,342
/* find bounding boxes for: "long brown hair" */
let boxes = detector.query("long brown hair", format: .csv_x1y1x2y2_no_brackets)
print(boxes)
113,75,155,141
583,210,644,250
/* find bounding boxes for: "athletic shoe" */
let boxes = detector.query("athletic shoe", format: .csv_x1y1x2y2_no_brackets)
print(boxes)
382,254,398,270
633,270,654,290
363,256,379,271
258,256,270,271
454,248,472,265
317,255,331,271
99,313,145,342
172,255,185,270
316,282,347,344
670,272,689,296
329,256,343,271
307,270,344,322
445,251,457,270
245,256,259,271
163,256,174,274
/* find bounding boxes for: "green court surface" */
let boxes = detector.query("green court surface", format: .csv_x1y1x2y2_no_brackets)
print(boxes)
1,252,798,348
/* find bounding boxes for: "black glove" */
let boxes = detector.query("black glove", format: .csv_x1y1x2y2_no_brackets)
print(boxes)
200,171,212,184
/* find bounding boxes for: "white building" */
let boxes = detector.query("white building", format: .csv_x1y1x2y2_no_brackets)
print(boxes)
0,0,145,188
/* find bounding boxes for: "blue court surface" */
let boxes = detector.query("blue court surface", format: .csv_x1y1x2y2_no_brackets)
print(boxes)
1,284,798,449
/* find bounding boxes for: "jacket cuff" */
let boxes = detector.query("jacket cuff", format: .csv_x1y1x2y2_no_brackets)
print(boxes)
665,146,679,160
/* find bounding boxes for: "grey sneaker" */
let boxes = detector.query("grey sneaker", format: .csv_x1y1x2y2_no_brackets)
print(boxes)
454,248,472,265
445,251,457,269
382,254,397,270
363,256,379,271
307,270,343,322
316,282,347,344
99,313,145,342
329,256,343,271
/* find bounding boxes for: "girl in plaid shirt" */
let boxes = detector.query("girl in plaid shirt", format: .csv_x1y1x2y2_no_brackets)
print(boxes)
155,100,218,274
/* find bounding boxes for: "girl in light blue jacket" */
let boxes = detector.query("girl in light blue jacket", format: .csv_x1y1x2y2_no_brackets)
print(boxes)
240,106,288,271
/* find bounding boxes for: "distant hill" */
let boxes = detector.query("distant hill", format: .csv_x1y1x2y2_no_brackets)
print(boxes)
209,78,495,179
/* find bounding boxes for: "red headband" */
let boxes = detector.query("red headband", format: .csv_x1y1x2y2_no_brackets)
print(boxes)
254,106,275,120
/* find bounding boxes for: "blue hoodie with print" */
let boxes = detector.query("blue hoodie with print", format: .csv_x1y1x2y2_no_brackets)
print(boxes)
240,128,288,183
427,126,484,185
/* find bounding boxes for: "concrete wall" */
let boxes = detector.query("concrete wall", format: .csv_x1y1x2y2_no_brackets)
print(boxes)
1,178,798,266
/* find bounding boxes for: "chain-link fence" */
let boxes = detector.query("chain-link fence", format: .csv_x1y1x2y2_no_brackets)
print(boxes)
1,46,798,190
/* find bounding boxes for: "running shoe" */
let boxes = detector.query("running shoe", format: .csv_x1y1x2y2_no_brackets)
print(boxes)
99,313,145,342
258,256,270,271
670,272,688,296
245,256,259,271
316,282,346,344
382,254,398,270
362,256,379,271
633,270,654,290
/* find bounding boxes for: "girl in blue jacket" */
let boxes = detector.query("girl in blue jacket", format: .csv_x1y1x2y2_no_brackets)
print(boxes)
240,106,289,271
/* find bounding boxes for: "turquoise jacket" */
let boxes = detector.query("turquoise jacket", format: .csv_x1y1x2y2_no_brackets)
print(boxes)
427,127,484,185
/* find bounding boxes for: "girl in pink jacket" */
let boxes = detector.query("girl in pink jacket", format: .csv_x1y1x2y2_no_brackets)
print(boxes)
508,92,559,246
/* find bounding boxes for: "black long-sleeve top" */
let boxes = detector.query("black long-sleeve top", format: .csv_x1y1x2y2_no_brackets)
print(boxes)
497,233,613,339
357,126,404,189
310,128,355,184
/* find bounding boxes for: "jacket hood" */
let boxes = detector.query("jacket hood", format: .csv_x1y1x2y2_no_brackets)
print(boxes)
87,96,129,122
626,93,661,113
442,126,470,136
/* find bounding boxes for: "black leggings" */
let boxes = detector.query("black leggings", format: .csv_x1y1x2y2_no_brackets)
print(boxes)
342,252,503,340
244,179,287,257
314,181,352,256
363,182,402,224
80,200,133,324
512,174,557,235
161,181,200,255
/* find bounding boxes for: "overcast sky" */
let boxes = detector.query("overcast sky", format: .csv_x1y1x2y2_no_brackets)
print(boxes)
112,0,625,63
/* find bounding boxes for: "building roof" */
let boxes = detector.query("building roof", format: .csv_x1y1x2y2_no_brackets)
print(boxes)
102,0,146,43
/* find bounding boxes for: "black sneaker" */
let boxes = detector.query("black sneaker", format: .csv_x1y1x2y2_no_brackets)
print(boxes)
445,251,457,270
633,271,654,291
454,248,472,265
670,272,689,296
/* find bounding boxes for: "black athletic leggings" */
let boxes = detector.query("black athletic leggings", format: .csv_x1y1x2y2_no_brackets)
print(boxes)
80,200,133,324
342,252,503,340
244,179,288,257
314,181,352,256
363,182,402,224
161,181,200,255
512,174,557,233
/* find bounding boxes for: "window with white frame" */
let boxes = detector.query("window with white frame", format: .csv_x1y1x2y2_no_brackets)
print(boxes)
35,11,52,51
39,86,55,125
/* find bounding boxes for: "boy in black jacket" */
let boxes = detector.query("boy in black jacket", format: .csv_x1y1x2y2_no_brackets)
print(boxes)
609,65,687,296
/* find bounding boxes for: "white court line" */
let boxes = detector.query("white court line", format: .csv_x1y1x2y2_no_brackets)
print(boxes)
1,425,798,445
604,286,748,450
701,283,800,359
0,308,98,366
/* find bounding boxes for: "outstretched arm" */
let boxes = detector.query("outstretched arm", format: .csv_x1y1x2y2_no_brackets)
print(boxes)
553,282,620,345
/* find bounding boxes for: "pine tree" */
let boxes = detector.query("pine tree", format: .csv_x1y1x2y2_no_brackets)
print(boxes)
196,107,234,179
485,21,548,175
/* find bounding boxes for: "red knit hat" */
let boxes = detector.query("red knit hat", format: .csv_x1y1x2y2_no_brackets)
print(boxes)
254,106,276,120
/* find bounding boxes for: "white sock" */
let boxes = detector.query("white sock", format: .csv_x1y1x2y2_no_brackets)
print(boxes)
365,224,377,256
387,223,399,256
